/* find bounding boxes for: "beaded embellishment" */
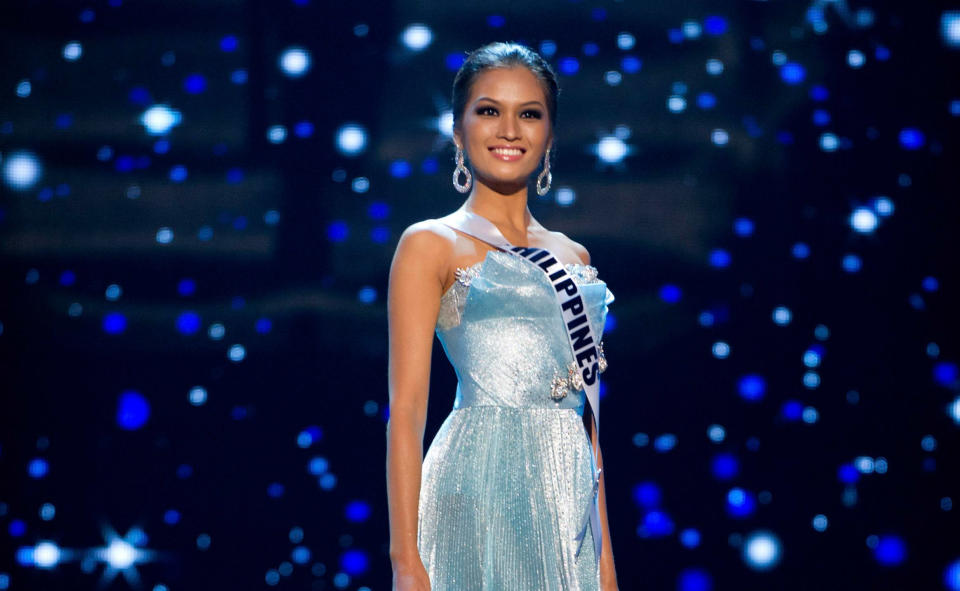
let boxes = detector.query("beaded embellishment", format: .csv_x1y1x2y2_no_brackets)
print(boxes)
453,264,483,286
549,341,608,401
455,261,596,287
437,260,601,332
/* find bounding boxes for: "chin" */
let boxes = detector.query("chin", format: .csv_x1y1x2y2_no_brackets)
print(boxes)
483,166,535,184
477,175,530,194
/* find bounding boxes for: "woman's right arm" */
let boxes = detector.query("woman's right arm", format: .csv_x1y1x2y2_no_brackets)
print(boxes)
386,223,448,591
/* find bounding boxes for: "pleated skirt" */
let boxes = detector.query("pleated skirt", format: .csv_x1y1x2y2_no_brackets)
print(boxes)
417,406,600,591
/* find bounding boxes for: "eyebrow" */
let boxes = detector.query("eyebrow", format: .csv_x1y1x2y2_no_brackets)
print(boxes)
473,96,546,108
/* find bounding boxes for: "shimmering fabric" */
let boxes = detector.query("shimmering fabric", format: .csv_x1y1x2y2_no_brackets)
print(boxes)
419,249,615,590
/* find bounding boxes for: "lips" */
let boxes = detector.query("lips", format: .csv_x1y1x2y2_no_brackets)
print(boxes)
489,146,526,161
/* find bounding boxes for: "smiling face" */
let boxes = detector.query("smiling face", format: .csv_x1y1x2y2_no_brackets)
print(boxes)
453,66,553,193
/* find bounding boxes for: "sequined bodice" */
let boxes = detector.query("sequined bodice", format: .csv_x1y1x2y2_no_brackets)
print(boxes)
435,249,614,413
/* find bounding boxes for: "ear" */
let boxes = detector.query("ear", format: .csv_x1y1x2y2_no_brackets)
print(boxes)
453,127,463,151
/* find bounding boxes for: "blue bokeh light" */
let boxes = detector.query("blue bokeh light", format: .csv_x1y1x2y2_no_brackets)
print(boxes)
712,453,739,480
737,374,766,401
704,15,728,35
638,510,675,537
220,35,238,52
679,529,702,549
558,57,580,75
944,558,960,590
677,567,712,591
116,390,150,430
103,312,127,334
389,160,412,178
183,73,207,94
873,534,907,566
780,62,806,84
899,127,925,150
345,500,372,523
727,487,757,518
327,220,349,242
659,284,681,304
176,311,201,335
340,549,369,575
28,458,49,479
632,481,661,508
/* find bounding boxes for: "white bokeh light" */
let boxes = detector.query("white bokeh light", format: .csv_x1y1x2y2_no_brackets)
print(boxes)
850,206,879,233
63,41,83,61
141,105,182,135
106,539,136,569
3,150,43,190
267,125,287,144
682,20,702,39
402,24,432,51
772,306,792,326
873,196,894,216
156,227,174,244
847,49,866,68
336,123,368,156
555,187,575,206
279,47,311,77
712,341,730,359
604,71,622,86
34,541,61,568
941,11,960,47
437,110,453,137
667,95,687,113
820,132,839,152
595,135,628,164
743,530,782,571
707,424,726,442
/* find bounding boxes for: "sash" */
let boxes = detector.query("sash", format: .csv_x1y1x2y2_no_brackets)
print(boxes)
437,208,604,566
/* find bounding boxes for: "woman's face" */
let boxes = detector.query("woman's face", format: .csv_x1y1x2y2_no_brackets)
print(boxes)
454,66,553,193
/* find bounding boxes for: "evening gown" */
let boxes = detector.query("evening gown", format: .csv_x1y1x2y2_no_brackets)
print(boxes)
417,247,615,590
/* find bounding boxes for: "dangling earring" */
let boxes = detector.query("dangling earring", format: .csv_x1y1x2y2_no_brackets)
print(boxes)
452,144,472,193
536,146,552,196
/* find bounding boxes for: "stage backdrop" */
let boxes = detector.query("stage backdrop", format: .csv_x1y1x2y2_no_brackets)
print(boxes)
1,1,958,589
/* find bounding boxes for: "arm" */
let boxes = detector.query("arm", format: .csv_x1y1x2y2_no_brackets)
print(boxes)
591,418,619,590
574,239,618,588
386,223,448,590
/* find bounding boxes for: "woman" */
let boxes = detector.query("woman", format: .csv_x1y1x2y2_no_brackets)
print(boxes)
387,42,619,590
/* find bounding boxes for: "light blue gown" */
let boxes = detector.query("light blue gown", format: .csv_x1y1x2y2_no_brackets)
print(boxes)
417,248,615,590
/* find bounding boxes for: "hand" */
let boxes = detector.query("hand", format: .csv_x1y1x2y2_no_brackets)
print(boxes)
392,557,431,591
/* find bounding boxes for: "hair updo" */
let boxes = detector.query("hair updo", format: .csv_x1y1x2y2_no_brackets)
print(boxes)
451,41,560,134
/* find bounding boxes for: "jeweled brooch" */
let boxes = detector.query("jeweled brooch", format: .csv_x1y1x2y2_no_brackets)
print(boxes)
549,341,608,401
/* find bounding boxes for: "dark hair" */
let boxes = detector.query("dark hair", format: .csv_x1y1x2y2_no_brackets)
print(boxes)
451,41,560,133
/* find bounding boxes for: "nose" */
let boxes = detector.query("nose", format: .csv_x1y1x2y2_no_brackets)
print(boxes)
497,113,520,140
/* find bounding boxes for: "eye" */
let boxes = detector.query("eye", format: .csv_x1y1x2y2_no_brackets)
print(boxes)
476,106,498,116
521,110,543,119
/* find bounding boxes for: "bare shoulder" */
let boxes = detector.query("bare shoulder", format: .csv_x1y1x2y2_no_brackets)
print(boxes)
392,219,456,273
397,219,456,251
546,229,591,266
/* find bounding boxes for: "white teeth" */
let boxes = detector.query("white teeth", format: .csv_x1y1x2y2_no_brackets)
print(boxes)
491,148,523,156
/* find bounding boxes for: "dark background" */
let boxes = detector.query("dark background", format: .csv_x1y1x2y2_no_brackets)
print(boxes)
1,0,958,589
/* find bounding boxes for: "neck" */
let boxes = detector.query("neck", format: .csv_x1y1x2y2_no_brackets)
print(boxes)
461,180,534,235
